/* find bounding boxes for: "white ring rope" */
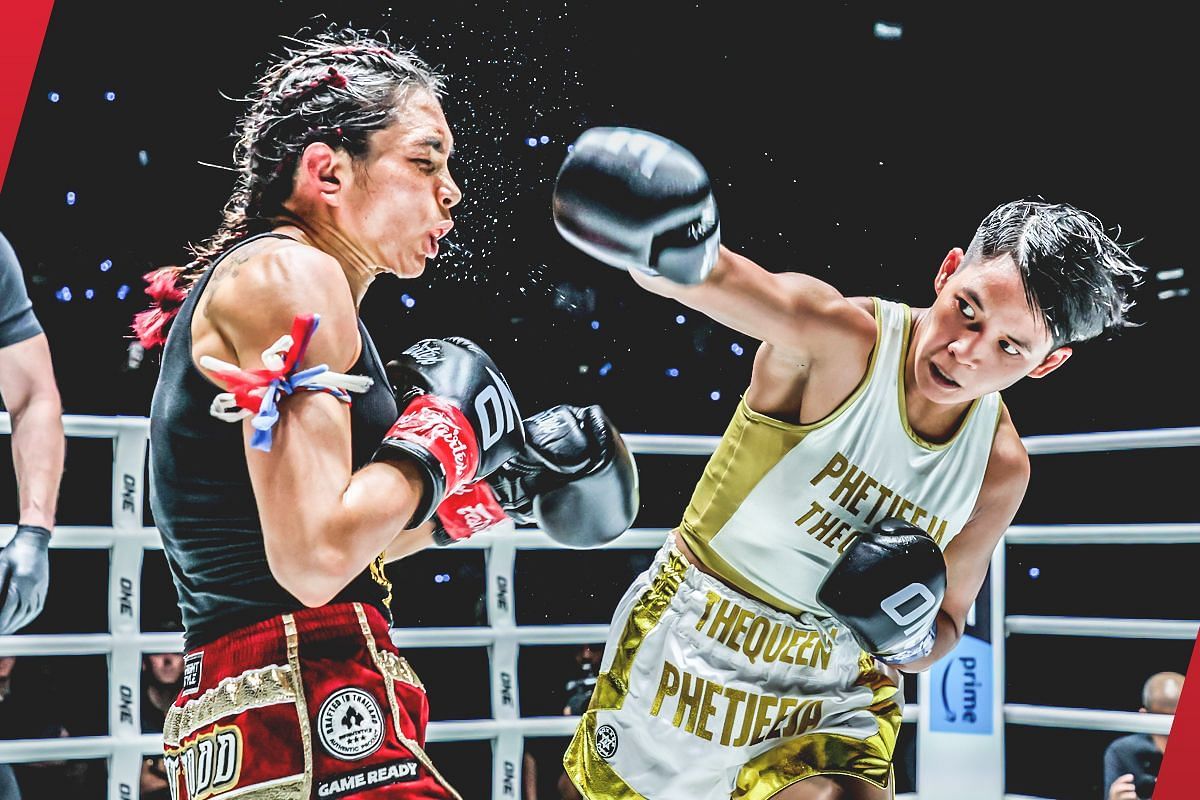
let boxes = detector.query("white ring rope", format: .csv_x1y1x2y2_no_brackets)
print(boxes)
620,428,1200,458
1006,705,1173,735
1006,616,1200,639
1006,523,1200,544
0,415,1195,796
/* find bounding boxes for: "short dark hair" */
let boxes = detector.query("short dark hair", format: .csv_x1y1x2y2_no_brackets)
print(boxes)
963,200,1145,348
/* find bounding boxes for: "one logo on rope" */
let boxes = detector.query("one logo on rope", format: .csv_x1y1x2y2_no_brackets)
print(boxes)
318,688,385,760
495,575,509,612
182,651,203,696
595,724,618,759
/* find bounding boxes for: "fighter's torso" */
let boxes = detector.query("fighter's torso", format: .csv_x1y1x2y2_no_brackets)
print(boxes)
677,298,1002,616
149,233,398,649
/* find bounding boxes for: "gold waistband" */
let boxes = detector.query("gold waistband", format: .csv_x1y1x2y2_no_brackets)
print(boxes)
163,663,296,748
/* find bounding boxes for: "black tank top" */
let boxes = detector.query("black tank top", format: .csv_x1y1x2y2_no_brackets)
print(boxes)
149,233,399,649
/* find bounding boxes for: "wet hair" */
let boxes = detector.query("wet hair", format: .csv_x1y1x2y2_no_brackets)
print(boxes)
133,27,445,348
962,200,1145,349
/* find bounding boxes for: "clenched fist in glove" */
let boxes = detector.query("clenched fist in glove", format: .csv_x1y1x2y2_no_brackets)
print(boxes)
554,127,720,286
376,337,525,528
816,518,946,666
489,404,638,547
431,404,640,548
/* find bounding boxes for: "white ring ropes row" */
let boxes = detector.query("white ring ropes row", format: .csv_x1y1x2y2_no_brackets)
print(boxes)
0,414,1196,799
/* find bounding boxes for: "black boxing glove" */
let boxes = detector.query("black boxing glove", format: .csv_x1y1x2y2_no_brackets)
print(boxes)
553,127,720,285
816,518,946,665
0,524,51,635
487,404,639,548
375,337,525,528
428,405,638,547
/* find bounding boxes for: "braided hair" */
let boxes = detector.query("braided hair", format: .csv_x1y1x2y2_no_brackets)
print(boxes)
133,28,445,348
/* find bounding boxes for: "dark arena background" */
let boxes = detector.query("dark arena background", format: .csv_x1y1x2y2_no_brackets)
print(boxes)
0,2,1194,799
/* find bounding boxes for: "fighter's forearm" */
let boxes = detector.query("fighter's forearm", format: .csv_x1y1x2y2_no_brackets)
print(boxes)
10,390,64,529
630,246,843,354
898,610,961,674
384,521,437,563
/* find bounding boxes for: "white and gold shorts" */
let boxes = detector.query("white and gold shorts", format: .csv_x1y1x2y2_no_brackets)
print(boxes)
564,536,900,799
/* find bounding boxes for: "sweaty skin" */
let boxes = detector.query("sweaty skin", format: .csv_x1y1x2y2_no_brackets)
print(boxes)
190,94,463,604
634,245,1056,676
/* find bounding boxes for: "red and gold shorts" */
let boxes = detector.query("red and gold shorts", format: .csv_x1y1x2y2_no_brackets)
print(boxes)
162,602,460,799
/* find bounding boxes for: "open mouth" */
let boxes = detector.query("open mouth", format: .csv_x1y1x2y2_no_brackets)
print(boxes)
930,361,959,389
424,221,453,259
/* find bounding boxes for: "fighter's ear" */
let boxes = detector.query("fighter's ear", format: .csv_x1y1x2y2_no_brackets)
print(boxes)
934,249,965,294
1027,346,1072,379
294,142,350,207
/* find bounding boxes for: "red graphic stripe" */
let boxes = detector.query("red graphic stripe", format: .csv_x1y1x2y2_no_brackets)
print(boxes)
0,1,55,191
1154,632,1200,799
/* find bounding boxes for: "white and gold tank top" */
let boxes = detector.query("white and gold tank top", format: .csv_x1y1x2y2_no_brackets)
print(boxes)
679,298,1002,616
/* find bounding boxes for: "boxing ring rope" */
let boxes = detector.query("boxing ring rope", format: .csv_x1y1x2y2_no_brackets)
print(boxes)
0,416,1197,799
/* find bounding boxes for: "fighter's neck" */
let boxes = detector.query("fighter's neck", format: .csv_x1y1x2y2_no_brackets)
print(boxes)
903,307,975,445
270,222,379,309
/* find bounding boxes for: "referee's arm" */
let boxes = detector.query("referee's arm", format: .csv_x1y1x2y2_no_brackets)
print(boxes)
0,232,64,530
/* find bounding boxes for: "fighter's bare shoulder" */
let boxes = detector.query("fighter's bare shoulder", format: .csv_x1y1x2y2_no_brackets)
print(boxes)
769,268,877,352
203,238,359,371
765,286,876,361
981,405,1031,505
748,293,878,422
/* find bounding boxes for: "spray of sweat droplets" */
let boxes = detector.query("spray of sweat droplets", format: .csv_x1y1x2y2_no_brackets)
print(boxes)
369,3,591,308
